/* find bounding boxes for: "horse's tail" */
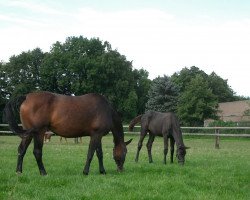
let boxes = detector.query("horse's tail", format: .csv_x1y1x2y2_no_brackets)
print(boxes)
129,115,143,131
3,95,27,138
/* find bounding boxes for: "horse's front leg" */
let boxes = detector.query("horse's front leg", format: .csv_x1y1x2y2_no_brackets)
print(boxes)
163,134,169,164
170,137,175,163
33,132,47,176
146,133,155,163
83,136,99,175
16,135,33,174
96,140,106,174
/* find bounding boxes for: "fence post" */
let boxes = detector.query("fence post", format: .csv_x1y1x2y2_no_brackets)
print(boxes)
215,128,220,149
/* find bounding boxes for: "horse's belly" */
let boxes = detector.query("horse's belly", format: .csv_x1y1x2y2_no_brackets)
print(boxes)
50,125,89,137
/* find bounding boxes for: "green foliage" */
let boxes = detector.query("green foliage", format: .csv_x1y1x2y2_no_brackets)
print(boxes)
208,72,238,102
0,36,150,121
171,66,239,103
171,66,208,93
3,48,45,98
177,75,218,126
208,120,238,127
146,75,179,112
133,69,151,114
0,62,8,123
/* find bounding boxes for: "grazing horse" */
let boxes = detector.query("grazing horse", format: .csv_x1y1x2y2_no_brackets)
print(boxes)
3,91,132,175
129,111,188,165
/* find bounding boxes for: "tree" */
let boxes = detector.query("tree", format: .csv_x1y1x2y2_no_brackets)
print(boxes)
0,62,8,123
40,36,106,94
177,74,218,126
171,66,241,103
133,69,151,114
146,75,179,112
171,66,208,93
3,48,45,98
40,36,139,121
208,72,239,102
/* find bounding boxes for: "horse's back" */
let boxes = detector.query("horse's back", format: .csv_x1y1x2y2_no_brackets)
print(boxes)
20,92,114,137
145,111,177,135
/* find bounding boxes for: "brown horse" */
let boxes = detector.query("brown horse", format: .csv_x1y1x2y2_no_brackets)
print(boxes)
3,91,132,175
129,111,188,165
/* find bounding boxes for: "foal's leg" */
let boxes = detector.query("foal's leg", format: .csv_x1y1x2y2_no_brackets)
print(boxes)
83,136,100,175
16,135,33,174
163,135,169,164
146,133,155,163
135,128,147,162
33,132,47,175
170,137,175,163
96,140,106,174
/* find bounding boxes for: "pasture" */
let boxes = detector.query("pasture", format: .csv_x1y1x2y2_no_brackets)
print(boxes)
0,135,249,200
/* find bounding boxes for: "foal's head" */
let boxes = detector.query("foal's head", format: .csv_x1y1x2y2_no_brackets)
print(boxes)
113,139,132,172
177,146,188,165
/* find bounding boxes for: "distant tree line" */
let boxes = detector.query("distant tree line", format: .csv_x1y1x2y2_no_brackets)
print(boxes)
0,36,247,125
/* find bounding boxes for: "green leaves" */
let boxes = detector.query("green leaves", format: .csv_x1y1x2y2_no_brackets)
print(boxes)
146,75,179,112
0,36,149,122
177,74,218,126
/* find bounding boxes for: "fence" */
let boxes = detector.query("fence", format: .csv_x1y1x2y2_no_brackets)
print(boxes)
124,126,250,149
1,124,250,148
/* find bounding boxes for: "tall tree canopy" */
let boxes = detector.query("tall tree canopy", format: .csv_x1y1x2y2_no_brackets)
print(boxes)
171,66,238,103
0,36,150,122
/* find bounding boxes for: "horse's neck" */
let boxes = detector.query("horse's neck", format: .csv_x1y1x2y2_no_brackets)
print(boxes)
172,128,185,147
111,113,124,145
112,123,124,145
112,131,124,146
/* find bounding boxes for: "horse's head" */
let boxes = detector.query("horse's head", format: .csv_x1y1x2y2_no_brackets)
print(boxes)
113,139,132,172
177,146,189,165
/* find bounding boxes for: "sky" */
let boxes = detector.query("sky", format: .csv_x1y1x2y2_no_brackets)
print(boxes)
0,0,250,97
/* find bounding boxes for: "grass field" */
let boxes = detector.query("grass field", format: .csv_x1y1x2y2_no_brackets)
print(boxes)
0,135,249,200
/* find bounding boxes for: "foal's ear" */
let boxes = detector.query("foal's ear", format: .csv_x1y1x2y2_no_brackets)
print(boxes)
125,139,133,146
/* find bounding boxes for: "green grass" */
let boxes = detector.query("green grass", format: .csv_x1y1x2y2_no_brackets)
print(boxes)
0,135,249,200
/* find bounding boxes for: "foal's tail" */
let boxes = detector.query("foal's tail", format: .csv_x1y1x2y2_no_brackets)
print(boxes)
129,115,143,131
3,95,27,138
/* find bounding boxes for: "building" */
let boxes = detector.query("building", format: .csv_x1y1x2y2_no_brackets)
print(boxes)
204,100,250,126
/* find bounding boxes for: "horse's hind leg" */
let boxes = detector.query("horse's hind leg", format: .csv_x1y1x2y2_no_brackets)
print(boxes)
33,132,47,175
16,135,33,174
135,128,147,162
170,137,175,163
146,133,155,163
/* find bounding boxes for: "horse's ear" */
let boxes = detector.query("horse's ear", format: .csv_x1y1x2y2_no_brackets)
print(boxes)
125,139,133,146
185,146,190,149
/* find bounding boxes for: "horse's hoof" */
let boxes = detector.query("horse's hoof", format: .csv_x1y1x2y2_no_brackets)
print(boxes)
16,171,22,175
100,171,106,175
83,171,89,175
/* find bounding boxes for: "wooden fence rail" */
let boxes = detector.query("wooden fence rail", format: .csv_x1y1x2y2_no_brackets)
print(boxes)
1,124,250,148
